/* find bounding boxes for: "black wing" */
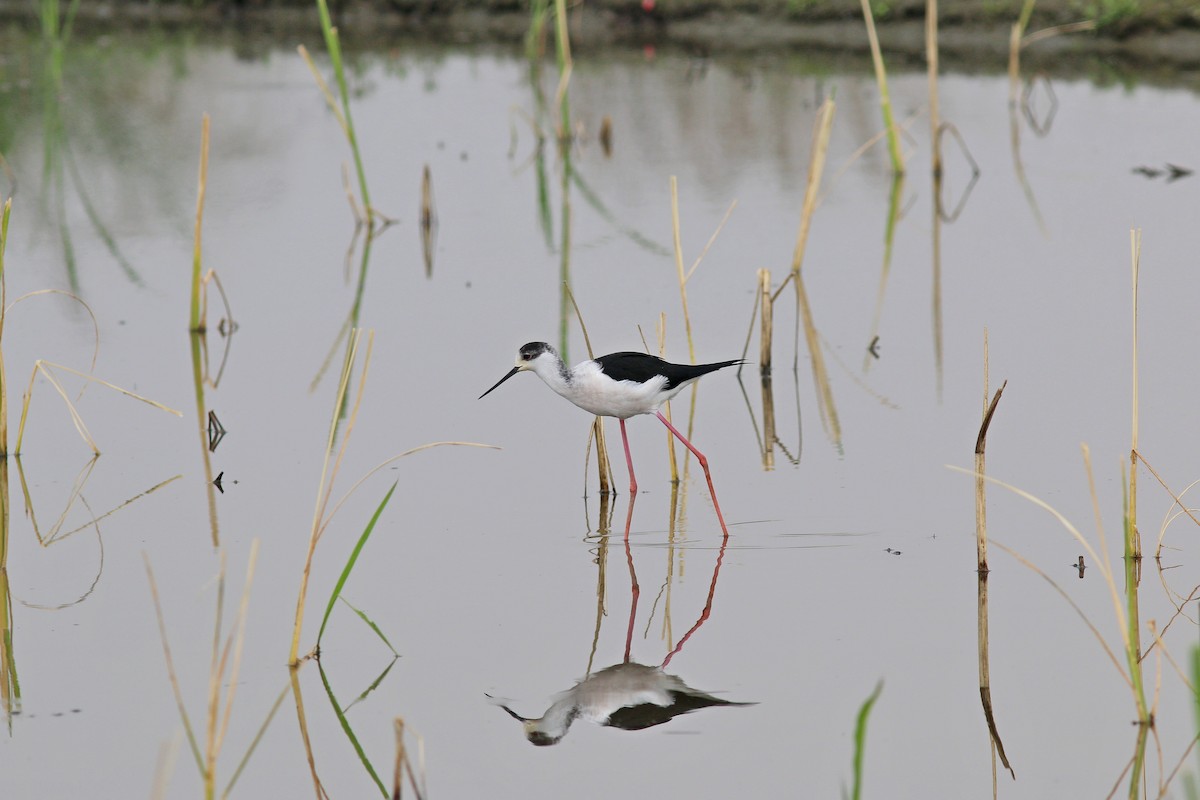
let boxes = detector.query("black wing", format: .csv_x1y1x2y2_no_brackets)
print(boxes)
595,352,742,390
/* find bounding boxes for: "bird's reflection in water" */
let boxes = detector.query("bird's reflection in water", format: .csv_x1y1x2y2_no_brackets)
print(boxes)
494,662,753,746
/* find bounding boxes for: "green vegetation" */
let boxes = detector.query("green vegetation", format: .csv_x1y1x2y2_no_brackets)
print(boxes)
847,682,883,800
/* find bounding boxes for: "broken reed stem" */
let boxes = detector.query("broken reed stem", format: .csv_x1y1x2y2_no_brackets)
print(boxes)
592,418,612,496
962,457,1153,767
758,269,773,375
15,360,183,455
758,272,776,470
973,333,1014,779
859,0,904,174
975,379,1007,572
190,114,210,333
1129,228,1141,559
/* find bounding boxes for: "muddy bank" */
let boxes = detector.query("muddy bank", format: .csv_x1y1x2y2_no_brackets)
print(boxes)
4,0,1200,71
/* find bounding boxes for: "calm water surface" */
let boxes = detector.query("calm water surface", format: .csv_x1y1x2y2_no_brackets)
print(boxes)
2,28,1199,799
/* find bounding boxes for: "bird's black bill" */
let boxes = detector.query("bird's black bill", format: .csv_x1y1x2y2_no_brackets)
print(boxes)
498,704,530,723
479,366,521,399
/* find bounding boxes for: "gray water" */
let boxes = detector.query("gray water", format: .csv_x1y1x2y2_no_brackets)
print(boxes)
2,28,1199,799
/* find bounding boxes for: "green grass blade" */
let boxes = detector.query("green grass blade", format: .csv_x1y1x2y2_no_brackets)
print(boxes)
341,655,399,714
316,481,397,645
850,681,883,800
1193,642,1200,737
317,662,387,797
339,596,398,656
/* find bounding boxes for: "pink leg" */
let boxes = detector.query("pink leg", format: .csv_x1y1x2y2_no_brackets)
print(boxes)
623,530,639,662
620,419,639,653
655,411,730,538
619,418,637,496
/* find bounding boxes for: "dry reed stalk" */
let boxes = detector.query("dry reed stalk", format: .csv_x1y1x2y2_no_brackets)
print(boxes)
564,282,613,494
953,447,1147,707
287,663,327,800
190,115,210,332
775,98,840,443
1129,228,1141,558
212,541,259,769
290,329,369,665
668,177,696,364
0,460,14,723
1131,451,1200,556
390,717,428,800
975,390,1006,572
926,0,944,394
823,110,918,198
664,187,736,486
3,286,98,397
15,360,182,454
797,274,840,443
682,199,738,286
737,283,761,378
144,544,261,792
150,734,181,800
392,717,406,799
0,198,11,454
989,540,1130,680
783,98,835,293
972,332,1013,779
859,0,904,173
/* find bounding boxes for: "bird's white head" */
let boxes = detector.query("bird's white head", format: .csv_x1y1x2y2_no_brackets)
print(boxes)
478,342,561,399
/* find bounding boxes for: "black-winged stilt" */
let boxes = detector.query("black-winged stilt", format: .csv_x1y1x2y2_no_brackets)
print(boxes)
479,341,739,532
494,661,753,746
